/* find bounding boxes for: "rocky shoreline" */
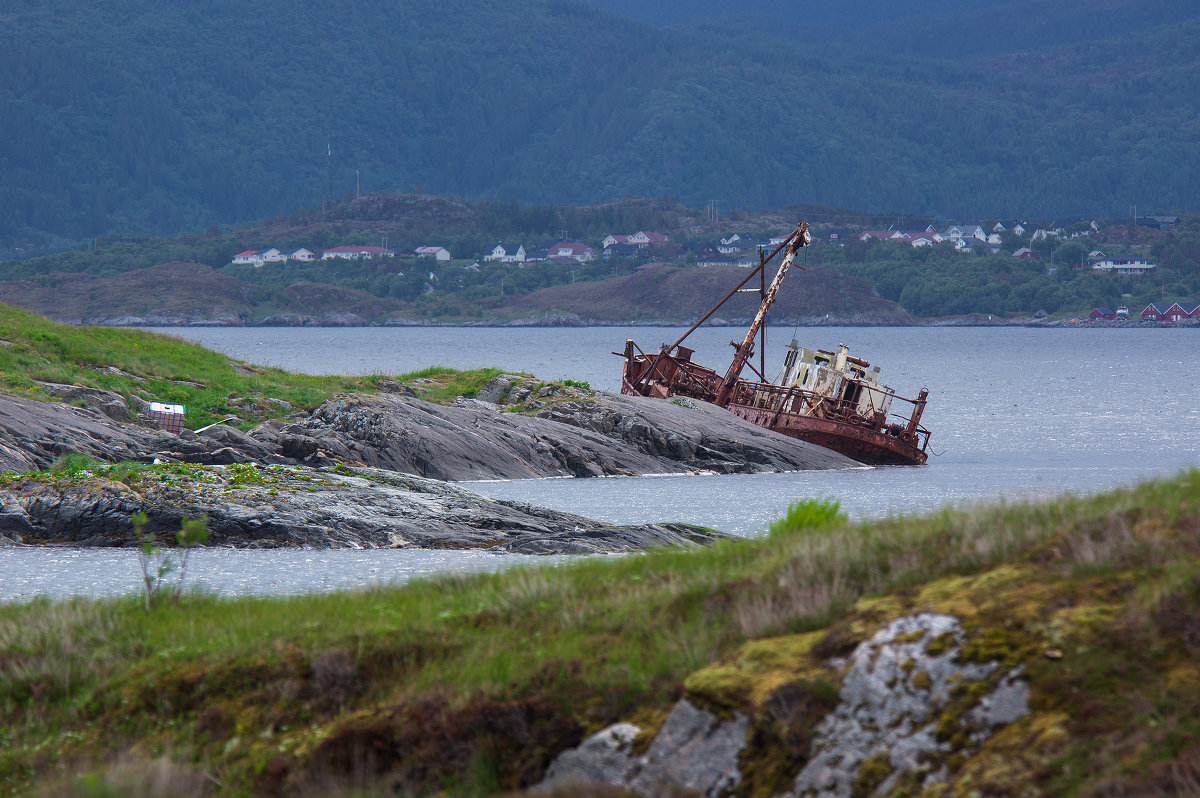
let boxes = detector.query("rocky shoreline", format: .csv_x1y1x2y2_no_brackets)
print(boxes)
0,376,857,552
0,463,724,553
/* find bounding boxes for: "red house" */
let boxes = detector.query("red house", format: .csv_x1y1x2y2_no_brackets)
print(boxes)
1141,302,1171,321
1165,302,1200,321
1089,308,1115,321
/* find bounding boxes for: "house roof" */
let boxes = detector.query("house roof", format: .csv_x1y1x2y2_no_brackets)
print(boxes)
610,231,668,244
324,245,394,254
548,240,593,254
1144,302,1172,314
234,250,259,257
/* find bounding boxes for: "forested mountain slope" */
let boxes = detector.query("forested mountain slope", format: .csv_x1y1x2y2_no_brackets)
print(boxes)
3,0,1199,249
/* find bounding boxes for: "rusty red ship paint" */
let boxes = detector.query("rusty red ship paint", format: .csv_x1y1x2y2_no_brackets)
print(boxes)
616,222,932,466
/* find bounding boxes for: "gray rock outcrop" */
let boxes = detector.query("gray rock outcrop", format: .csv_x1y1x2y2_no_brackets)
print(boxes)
540,613,1031,797
0,384,855,481
539,700,748,797
787,614,1028,797
0,464,724,553
261,390,856,480
0,393,288,474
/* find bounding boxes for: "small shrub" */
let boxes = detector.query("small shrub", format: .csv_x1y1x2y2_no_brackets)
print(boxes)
561,379,592,391
104,460,148,481
132,512,210,612
768,499,847,537
228,463,265,486
51,452,103,478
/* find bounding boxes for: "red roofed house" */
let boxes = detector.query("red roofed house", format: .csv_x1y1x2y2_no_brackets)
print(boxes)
232,250,261,265
546,241,597,262
321,245,395,261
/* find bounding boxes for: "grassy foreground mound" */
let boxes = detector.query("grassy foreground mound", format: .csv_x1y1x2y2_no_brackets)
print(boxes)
0,302,500,429
3,470,1200,796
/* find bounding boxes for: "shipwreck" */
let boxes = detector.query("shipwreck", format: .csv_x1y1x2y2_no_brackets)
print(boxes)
617,221,931,466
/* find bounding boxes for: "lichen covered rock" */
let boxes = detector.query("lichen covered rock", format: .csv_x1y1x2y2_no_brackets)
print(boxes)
541,614,1032,798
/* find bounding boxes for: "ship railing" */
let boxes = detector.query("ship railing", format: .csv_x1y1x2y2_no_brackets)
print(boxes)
742,380,928,431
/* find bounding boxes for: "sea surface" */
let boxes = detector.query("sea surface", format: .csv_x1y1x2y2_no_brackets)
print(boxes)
3,325,1196,601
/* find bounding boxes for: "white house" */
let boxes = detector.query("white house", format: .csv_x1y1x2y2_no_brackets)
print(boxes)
945,225,986,242
601,231,668,249
415,246,451,262
290,248,316,262
321,245,396,260
859,230,907,243
259,248,285,264
484,243,526,263
1031,227,1065,242
1092,258,1156,276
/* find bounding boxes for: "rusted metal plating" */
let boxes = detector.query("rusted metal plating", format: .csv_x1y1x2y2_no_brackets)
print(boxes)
618,221,931,466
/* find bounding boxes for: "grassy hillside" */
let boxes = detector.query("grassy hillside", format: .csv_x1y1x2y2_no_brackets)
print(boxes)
0,249,914,326
485,263,911,323
2,468,1199,795
0,303,500,428
3,0,1200,248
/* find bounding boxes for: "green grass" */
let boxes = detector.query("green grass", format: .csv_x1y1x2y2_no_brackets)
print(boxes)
3,470,1200,795
0,303,501,429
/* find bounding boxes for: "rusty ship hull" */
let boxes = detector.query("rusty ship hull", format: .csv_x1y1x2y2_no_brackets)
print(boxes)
617,221,931,467
619,349,929,466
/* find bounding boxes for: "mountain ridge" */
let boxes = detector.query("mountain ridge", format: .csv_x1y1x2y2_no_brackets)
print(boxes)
4,0,1199,250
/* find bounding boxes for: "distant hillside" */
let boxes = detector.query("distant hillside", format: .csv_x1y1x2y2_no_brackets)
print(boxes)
3,0,1200,251
485,264,912,324
0,259,910,326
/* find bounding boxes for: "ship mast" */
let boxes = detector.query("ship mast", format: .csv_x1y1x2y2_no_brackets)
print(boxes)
714,221,810,407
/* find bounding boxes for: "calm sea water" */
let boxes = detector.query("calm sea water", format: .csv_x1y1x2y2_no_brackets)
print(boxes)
3,326,1196,600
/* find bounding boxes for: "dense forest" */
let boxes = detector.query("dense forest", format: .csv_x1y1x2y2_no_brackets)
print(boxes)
3,0,1199,253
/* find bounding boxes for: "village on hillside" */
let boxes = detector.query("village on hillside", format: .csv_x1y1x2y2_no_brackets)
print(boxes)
225,213,1197,322
230,214,1182,268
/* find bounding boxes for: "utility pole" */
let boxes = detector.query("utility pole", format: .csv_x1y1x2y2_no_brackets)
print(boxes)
356,169,360,200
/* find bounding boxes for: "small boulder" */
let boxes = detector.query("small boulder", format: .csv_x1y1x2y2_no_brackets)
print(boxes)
36,382,131,423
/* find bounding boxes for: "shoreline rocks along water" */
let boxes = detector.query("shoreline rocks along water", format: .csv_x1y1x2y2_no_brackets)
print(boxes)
0,376,857,552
